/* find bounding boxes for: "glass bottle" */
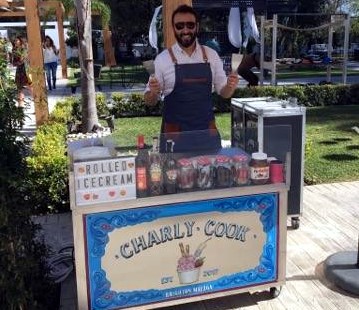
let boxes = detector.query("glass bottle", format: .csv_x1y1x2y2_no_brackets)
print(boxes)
196,156,214,190
233,154,249,186
215,155,233,188
149,136,163,196
135,135,149,198
164,140,177,194
177,158,196,191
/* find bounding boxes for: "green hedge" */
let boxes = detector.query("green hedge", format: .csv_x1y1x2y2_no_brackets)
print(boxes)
111,92,163,118
50,93,108,123
215,84,359,112
26,122,69,214
110,84,358,117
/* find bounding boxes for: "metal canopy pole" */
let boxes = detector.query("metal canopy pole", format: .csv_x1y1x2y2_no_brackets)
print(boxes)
271,14,278,86
327,15,333,83
259,15,265,86
343,14,350,85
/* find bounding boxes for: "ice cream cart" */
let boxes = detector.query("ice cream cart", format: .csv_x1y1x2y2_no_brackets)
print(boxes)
68,129,290,310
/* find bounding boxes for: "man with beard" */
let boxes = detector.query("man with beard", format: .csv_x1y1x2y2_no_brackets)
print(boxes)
144,4,239,153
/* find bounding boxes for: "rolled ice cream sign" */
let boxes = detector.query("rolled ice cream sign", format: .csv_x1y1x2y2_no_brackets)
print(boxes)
73,157,136,206
85,193,279,309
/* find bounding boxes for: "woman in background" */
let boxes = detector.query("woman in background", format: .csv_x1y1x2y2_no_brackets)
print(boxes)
43,35,59,91
13,36,32,107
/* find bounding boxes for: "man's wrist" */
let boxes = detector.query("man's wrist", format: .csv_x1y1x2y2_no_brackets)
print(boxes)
144,90,160,105
220,84,235,99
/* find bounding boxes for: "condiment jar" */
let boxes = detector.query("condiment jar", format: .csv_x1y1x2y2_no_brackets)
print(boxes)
232,155,249,186
177,158,196,190
249,152,269,185
196,156,215,189
215,155,233,188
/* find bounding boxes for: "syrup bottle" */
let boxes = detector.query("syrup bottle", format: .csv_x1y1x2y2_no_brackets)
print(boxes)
135,135,149,198
164,140,177,194
149,136,163,196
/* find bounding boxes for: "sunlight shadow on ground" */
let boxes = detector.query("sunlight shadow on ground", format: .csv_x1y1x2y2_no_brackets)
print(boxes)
323,154,358,161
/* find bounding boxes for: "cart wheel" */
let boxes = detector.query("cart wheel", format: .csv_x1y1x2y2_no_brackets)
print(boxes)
291,217,300,229
270,286,282,298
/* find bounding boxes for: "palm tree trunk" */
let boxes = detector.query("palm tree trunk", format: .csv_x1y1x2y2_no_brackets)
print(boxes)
75,0,98,133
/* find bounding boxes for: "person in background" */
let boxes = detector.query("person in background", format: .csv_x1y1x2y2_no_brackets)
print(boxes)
144,4,239,152
236,41,260,87
43,35,59,91
12,36,32,107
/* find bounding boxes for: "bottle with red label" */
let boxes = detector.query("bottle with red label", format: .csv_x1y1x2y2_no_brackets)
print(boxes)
149,136,163,196
233,154,249,186
135,135,149,198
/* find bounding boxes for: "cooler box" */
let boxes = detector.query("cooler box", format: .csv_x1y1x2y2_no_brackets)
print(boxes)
231,97,306,229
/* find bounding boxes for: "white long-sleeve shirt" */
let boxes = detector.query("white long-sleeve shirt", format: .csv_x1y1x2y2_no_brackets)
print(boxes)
145,41,228,97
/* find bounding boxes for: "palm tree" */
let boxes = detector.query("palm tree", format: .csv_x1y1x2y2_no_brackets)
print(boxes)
60,0,111,132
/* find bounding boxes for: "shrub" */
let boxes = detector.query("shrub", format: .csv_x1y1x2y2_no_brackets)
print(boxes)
0,57,57,309
49,97,77,123
111,92,161,117
26,122,69,214
51,93,109,123
225,84,357,111
96,92,108,116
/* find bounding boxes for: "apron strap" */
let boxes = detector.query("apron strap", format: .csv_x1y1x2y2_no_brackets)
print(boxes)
200,45,209,63
168,47,177,64
168,45,209,64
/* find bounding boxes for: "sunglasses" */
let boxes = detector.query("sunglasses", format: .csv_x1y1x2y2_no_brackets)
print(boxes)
174,22,196,31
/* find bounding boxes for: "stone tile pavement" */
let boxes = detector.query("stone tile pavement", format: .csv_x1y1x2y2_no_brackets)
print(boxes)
32,213,76,309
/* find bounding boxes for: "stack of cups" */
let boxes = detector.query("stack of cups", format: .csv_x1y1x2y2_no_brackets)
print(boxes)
269,160,284,183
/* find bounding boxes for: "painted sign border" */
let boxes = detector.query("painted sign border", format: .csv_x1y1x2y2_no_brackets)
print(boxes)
84,193,279,309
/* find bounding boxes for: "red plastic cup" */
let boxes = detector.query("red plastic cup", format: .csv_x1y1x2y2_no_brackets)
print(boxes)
270,160,284,183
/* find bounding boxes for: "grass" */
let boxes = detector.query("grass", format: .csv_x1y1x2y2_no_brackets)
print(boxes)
112,105,359,185
304,105,359,184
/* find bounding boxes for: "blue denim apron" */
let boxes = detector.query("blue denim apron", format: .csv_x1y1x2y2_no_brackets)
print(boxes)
160,45,221,153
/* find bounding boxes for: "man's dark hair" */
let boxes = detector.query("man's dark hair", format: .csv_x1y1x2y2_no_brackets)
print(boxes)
172,4,199,25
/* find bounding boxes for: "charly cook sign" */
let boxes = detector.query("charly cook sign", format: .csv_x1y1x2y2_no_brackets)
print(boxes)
85,193,279,309
74,157,136,206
